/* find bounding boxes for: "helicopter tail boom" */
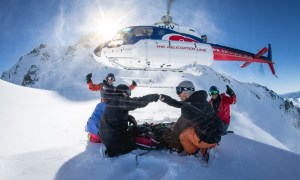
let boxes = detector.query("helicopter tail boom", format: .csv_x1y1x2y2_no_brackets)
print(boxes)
212,44,277,77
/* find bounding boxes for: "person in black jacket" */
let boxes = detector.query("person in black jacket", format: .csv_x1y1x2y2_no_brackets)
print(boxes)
99,84,159,157
85,73,137,143
160,81,223,158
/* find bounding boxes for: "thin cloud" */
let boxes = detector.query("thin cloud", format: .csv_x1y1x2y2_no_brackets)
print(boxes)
191,11,222,43
51,6,67,45
43,0,222,47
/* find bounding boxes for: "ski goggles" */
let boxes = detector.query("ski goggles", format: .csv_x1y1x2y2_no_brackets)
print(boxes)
176,86,195,95
107,77,115,81
124,89,131,96
209,90,219,96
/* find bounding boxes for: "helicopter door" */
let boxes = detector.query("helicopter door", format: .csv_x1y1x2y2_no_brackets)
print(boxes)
194,43,214,66
145,40,170,69
169,41,196,68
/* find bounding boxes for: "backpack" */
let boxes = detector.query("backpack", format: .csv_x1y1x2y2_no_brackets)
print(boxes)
129,122,176,151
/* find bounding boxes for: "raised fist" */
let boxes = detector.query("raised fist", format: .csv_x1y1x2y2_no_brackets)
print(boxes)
132,80,137,87
86,73,92,83
226,85,234,97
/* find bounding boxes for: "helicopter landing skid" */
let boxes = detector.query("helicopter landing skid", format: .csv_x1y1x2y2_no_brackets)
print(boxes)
121,76,174,89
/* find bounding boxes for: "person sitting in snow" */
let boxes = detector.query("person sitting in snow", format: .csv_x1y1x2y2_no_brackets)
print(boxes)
99,84,159,157
208,85,236,135
85,73,137,143
159,80,223,159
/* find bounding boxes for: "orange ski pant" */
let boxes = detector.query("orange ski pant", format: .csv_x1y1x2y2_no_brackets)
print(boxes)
179,127,217,155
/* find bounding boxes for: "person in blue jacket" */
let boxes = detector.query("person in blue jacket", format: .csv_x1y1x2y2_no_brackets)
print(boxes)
86,102,107,143
85,73,137,143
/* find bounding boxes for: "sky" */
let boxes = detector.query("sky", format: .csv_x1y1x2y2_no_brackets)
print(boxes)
0,0,300,94
1,79,300,179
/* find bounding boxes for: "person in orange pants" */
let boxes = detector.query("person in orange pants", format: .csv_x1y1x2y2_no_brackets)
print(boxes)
179,127,217,157
160,80,223,158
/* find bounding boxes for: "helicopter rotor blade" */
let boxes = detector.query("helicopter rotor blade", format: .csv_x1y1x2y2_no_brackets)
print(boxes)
167,0,174,15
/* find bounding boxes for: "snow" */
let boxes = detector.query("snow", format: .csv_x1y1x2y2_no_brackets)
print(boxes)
1,79,300,180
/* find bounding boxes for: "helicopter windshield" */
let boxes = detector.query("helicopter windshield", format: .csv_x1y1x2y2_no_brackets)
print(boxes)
108,27,154,46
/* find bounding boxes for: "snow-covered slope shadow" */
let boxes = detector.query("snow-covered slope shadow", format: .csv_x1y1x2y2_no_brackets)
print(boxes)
54,134,300,180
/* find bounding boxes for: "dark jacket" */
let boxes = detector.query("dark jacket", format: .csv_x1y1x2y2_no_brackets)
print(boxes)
162,90,223,145
88,80,136,102
99,94,159,157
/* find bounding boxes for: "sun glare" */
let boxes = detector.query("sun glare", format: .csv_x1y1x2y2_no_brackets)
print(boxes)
84,5,132,42
98,20,120,41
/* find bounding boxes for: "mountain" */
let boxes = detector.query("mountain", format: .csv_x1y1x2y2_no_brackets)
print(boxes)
1,34,300,154
1,79,300,180
1,33,104,101
280,91,300,108
281,91,300,98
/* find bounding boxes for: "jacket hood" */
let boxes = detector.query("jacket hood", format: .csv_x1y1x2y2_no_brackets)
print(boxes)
186,90,208,103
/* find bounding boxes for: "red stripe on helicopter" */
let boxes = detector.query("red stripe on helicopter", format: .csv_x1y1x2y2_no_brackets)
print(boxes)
169,35,198,42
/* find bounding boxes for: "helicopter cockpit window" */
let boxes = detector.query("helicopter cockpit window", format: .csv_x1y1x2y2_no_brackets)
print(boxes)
132,27,153,37
143,27,153,37
121,27,132,37
108,32,124,47
107,28,134,47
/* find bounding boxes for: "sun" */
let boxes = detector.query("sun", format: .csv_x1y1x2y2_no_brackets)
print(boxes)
88,6,132,42
97,19,120,41
83,5,132,42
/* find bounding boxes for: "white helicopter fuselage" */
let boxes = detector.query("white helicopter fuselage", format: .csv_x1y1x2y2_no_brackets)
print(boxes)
95,39,213,70
94,23,214,71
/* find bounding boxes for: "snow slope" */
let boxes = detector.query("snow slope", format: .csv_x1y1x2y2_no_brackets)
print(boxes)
1,80,300,180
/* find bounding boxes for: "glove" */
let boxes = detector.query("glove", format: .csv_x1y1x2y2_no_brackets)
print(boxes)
128,115,137,127
148,94,159,102
86,73,92,83
143,94,159,103
132,80,137,87
159,94,173,103
226,85,235,97
159,94,164,102
153,94,159,102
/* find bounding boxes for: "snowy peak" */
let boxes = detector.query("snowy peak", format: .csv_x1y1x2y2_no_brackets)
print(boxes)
281,91,300,98
1,36,101,100
280,91,300,108
27,43,47,56
74,33,103,49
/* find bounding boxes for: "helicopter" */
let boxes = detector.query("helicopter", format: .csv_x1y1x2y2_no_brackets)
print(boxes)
93,1,276,77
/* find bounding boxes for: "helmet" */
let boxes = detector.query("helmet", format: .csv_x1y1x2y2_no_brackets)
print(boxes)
176,81,195,95
106,73,115,82
116,84,131,96
209,86,219,95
